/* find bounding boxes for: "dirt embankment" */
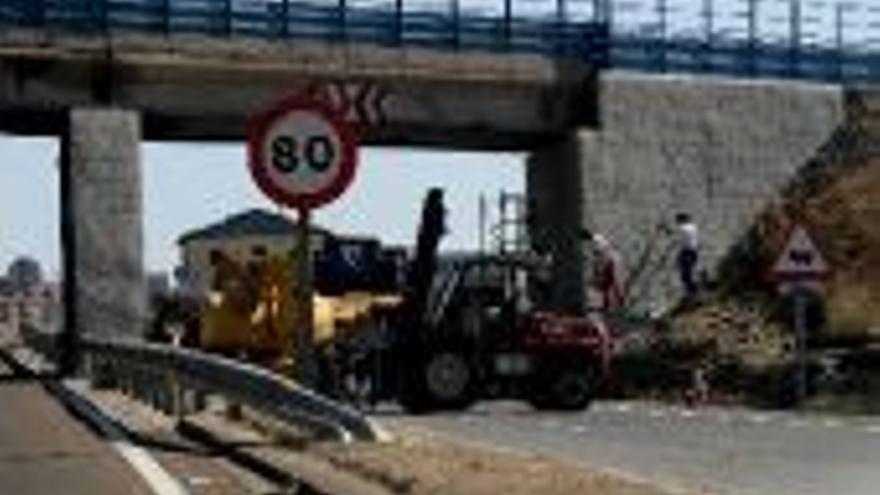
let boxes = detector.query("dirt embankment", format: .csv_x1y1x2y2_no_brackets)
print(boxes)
311,426,690,495
618,106,880,409
755,158,880,340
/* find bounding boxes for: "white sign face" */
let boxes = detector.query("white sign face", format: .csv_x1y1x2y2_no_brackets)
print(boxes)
249,96,358,210
772,225,829,279
261,110,345,196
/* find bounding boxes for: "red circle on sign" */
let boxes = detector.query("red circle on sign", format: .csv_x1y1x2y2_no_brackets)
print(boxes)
247,94,358,210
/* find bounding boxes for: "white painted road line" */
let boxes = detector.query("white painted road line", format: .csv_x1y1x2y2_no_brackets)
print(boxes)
714,412,732,424
822,419,843,429
748,414,771,425
787,419,809,429
615,403,633,414
540,419,562,429
864,425,880,434
572,425,589,434
648,409,667,419
679,409,698,419
51,382,190,495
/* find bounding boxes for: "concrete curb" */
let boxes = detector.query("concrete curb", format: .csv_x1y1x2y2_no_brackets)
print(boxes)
0,348,190,495
45,381,191,495
177,415,393,495
401,424,703,495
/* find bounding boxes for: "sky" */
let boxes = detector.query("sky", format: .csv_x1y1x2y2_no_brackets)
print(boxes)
0,136,524,279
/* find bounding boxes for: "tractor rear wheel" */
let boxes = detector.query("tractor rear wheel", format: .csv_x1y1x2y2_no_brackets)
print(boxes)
424,351,474,408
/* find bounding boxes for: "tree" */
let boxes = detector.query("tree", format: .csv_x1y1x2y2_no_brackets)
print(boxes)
7,257,42,292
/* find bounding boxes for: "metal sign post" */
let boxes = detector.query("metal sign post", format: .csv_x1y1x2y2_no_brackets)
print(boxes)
770,224,829,408
293,207,318,387
792,288,809,405
248,94,358,388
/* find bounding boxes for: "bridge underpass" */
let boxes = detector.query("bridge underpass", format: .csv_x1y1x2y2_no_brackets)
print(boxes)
0,0,878,344
0,19,601,350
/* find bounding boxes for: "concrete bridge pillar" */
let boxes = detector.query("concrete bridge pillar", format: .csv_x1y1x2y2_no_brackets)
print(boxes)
527,133,592,315
60,108,145,350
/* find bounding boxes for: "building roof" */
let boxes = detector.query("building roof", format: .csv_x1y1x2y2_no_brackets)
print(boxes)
178,209,330,245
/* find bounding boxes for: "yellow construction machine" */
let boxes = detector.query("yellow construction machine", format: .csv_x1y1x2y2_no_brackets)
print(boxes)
198,253,401,361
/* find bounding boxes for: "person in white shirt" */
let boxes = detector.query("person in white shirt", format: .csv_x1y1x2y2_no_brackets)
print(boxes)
674,212,699,300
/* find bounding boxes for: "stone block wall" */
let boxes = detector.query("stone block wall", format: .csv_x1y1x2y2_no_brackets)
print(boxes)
530,72,847,313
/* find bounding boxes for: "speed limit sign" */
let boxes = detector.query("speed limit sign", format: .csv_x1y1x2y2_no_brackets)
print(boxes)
247,94,358,210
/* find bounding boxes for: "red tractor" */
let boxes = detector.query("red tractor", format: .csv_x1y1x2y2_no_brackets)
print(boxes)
332,190,612,413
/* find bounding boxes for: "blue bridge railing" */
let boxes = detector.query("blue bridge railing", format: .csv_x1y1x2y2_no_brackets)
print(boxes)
605,0,880,83
0,0,610,64
0,0,878,83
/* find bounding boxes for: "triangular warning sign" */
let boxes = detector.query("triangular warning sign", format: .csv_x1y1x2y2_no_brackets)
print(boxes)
771,225,829,278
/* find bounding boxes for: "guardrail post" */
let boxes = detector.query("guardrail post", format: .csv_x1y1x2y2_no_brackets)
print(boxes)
503,0,512,51
157,370,171,413
338,0,347,42
135,365,148,404
99,0,108,33
281,0,290,38
656,0,667,72
747,0,757,77
450,0,460,49
556,0,566,56
119,358,131,396
193,386,208,413
702,0,713,73
224,0,233,35
162,0,171,35
94,354,116,389
394,0,403,46
152,369,164,412
834,3,844,83
167,370,183,419
789,0,801,78
25,0,46,27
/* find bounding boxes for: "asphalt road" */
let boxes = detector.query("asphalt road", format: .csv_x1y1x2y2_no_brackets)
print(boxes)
0,329,270,495
0,358,156,495
392,401,880,495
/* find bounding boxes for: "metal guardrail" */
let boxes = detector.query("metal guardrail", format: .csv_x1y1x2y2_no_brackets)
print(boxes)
19,324,388,443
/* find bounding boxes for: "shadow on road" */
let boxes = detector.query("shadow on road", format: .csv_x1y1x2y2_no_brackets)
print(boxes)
0,344,276,464
0,346,53,383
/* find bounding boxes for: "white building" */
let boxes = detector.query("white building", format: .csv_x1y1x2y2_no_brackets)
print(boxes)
176,209,330,298
0,280,60,336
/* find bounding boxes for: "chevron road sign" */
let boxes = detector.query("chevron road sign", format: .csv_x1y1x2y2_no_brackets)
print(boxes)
307,81,389,129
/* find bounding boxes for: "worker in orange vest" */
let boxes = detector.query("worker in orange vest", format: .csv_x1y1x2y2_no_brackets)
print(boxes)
583,230,625,312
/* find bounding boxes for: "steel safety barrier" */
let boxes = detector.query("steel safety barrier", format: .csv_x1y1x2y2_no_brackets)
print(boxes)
19,324,388,443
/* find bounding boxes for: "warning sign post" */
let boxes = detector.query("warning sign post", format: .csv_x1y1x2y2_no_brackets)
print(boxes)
770,224,829,407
